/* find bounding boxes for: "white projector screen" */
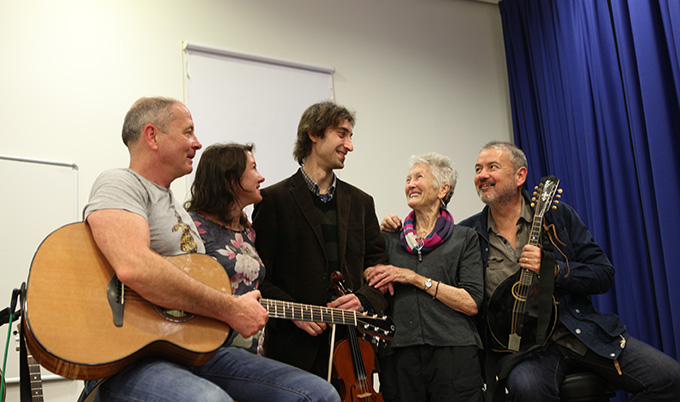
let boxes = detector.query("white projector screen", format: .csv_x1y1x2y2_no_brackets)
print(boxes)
183,42,334,217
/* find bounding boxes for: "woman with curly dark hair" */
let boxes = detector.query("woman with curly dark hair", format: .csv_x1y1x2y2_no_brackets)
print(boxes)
185,142,266,353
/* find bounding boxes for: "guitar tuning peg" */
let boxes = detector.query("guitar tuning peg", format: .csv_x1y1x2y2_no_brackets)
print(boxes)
556,194,561,198
530,202,535,207
558,189,563,193
534,186,539,190
552,205,558,210
554,200,560,204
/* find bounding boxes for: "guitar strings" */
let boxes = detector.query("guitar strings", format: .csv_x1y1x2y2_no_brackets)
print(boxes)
261,299,358,325
510,214,543,345
115,288,391,341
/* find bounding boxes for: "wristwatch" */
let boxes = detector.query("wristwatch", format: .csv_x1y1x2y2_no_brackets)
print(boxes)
424,278,433,291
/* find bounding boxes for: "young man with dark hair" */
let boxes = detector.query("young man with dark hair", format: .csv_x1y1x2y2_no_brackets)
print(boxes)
253,101,387,378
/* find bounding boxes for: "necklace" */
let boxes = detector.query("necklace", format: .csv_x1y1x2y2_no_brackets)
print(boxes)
415,223,435,239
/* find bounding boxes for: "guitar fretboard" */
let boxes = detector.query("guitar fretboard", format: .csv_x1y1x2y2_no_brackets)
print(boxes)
27,355,44,402
260,299,358,326
529,215,544,247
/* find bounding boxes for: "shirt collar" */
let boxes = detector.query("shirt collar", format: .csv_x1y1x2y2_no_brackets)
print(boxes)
300,167,337,203
486,196,533,234
519,196,533,223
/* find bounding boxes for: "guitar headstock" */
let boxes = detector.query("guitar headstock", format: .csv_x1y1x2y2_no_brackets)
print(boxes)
531,175,562,218
356,312,396,341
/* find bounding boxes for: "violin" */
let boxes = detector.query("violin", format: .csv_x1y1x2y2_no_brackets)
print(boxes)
330,271,384,402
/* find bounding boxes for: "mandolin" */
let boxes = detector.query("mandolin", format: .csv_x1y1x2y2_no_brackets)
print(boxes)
23,222,396,380
487,176,561,352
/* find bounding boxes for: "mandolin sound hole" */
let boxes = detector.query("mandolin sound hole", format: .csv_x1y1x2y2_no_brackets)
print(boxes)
154,306,195,323
510,282,528,302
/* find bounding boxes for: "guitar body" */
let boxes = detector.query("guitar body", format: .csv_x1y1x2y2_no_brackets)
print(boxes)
487,269,557,352
24,222,231,380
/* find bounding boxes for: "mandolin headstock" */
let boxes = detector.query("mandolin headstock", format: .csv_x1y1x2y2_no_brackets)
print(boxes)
530,175,562,218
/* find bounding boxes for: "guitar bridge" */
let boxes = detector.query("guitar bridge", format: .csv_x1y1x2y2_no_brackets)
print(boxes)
107,275,124,327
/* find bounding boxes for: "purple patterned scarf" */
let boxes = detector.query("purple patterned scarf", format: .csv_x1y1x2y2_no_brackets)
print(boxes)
399,209,455,257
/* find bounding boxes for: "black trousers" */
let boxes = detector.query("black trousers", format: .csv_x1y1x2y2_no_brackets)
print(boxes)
380,344,484,402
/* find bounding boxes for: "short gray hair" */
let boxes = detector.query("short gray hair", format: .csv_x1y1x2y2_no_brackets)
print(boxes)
122,97,181,146
409,152,458,208
481,141,528,171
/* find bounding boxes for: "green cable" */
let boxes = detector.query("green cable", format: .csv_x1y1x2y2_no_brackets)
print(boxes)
1,311,13,399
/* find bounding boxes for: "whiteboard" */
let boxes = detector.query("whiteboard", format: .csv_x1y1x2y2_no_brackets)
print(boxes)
183,42,334,215
0,155,78,382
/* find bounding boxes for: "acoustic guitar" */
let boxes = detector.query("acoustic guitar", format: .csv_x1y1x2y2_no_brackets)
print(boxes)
23,222,395,380
486,176,561,352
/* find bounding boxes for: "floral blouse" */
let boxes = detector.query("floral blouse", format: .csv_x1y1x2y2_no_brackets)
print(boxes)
190,212,265,352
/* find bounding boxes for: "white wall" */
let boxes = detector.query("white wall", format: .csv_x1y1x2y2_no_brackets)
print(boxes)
0,0,510,400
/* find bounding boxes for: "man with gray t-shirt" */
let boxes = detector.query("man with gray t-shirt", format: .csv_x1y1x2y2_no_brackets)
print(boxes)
82,97,339,402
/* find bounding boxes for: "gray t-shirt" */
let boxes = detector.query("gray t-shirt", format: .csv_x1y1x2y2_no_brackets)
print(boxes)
83,168,204,256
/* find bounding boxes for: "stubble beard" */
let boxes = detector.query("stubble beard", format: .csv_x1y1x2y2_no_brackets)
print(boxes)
477,180,520,207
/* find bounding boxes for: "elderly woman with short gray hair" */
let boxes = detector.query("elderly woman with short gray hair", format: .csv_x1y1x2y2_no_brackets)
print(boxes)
366,153,484,402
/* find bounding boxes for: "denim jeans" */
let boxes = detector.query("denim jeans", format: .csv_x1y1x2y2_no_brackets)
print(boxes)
85,347,340,402
501,336,680,402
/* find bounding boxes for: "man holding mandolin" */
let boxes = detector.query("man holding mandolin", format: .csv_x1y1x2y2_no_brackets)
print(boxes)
458,141,680,401
81,97,339,402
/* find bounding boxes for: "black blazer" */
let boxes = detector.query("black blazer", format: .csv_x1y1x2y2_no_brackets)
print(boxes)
252,170,387,371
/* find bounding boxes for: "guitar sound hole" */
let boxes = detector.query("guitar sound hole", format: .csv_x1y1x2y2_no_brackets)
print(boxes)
154,306,195,323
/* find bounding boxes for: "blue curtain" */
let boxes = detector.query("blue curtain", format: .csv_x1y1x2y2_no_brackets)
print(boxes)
499,0,680,378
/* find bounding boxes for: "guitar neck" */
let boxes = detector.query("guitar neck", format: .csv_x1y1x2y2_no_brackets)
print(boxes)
27,354,44,402
260,299,358,326
528,215,543,247
519,212,544,284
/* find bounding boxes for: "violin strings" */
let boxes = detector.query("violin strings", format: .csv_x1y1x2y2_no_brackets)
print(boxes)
348,328,371,395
